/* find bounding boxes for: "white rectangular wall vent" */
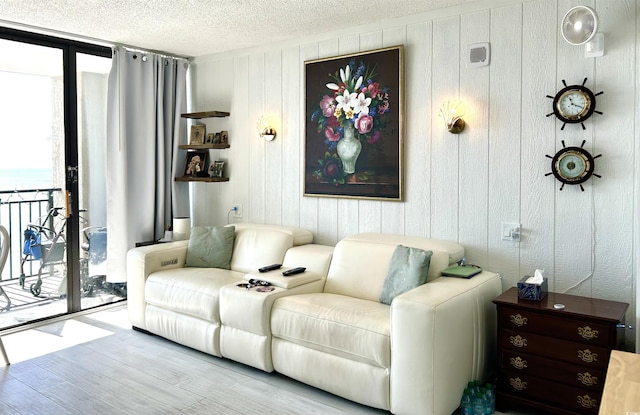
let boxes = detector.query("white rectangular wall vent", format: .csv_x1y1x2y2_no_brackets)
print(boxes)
467,42,490,68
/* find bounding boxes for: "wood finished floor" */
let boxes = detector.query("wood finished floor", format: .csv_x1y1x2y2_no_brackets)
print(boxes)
0,306,389,415
0,306,543,415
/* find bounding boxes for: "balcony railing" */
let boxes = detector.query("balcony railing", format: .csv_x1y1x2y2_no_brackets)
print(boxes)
0,188,62,282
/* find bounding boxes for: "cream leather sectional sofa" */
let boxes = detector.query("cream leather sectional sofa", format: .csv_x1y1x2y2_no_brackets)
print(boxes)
127,223,502,415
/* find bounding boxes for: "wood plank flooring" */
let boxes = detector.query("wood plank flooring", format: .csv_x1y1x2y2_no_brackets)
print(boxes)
0,306,388,415
1,306,544,415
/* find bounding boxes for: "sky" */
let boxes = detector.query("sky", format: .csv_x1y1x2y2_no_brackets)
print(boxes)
0,71,55,170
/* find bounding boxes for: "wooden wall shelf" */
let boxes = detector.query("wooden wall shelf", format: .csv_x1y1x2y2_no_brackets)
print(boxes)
181,111,230,119
178,110,230,183
175,176,229,183
179,144,230,150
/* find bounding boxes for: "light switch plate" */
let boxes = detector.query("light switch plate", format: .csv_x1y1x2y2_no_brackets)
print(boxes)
501,222,521,241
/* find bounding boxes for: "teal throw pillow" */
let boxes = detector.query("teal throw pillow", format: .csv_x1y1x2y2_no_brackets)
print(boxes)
185,226,235,269
379,245,432,305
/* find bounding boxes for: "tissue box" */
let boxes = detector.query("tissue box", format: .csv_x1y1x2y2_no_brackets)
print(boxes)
517,276,548,301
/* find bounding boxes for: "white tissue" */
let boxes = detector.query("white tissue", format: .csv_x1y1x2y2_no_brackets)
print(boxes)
525,269,544,285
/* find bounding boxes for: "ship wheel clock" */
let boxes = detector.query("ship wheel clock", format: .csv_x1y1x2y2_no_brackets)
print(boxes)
546,78,603,130
545,140,602,191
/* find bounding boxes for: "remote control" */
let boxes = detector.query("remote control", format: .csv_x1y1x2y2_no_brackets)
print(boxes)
258,264,282,273
282,267,306,276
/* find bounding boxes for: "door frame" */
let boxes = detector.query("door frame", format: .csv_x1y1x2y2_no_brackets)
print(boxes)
0,26,111,313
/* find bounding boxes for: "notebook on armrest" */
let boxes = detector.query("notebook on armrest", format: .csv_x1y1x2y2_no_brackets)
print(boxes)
441,264,482,278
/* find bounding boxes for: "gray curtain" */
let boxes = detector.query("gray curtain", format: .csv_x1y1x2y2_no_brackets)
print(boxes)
105,47,189,281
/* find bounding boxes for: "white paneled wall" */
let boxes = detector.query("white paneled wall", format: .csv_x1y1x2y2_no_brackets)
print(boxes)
191,0,638,349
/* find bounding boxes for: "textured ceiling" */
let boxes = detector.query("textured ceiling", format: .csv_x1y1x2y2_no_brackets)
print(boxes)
0,0,481,57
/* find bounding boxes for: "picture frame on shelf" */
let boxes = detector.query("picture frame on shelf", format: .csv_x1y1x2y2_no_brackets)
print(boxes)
303,45,404,201
213,132,221,144
183,151,208,177
190,125,206,145
205,133,215,144
209,160,225,178
220,131,229,144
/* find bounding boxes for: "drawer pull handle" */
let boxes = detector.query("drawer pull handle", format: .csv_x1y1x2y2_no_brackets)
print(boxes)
577,394,598,409
578,326,599,340
509,314,528,327
509,335,528,348
510,356,528,370
578,349,598,363
509,377,527,391
577,372,598,386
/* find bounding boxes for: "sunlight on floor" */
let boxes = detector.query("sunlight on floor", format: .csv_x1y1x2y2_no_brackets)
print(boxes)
2,313,117,364
83,305,130,329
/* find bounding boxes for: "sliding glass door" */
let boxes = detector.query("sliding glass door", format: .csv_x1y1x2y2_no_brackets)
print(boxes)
76,52,126,310
0,27,120,330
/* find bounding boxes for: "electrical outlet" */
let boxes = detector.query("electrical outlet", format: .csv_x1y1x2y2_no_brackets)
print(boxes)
233,204,243,218
501,222,521,242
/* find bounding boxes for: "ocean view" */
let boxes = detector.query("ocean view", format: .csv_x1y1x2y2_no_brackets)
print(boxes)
0,168,54,194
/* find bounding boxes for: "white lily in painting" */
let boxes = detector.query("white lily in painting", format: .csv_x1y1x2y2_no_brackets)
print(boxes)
326,65,364,93
340,65,350,83
353,92,371,115
335,89,357,112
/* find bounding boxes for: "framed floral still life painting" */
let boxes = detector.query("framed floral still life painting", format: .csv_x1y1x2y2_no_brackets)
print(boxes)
304,45,403,201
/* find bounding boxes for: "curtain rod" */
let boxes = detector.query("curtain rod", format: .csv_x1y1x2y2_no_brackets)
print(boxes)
0,19,192,61
113,45,191,62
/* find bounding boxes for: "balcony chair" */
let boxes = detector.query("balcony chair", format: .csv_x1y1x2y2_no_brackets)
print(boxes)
0,224,10,364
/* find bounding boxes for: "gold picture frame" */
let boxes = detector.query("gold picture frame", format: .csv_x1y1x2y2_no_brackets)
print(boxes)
190,125,206,145
303,45,404,201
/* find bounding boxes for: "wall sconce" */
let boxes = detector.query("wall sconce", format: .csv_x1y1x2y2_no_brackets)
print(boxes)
439,99,466,134
256,115,277,141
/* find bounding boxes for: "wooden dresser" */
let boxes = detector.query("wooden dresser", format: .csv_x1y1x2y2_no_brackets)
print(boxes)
493,288,628,415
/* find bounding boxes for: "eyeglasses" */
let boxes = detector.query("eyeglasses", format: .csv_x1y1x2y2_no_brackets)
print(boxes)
237,279,272,290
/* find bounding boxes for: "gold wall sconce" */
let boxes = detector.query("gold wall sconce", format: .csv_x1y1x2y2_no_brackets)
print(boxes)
256,115,277,141
439,99,466,134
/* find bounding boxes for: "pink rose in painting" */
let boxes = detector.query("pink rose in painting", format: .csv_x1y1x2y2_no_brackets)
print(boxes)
355,114,373,134
320,95,336,117
324,127,340,142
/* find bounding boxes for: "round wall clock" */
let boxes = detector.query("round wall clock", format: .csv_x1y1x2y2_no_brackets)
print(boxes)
546,78,603,130
545,140,601,191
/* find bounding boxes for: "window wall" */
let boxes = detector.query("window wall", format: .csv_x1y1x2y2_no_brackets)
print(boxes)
0,27,121,330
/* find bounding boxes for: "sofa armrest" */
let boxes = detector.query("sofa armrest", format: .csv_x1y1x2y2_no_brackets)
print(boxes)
390,272,502,415
282,244,334,278
126,240,189,329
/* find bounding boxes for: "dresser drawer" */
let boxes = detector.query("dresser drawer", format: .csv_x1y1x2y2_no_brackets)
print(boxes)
500,349,605,391
500,329,611,370
499,370,601,414
498,306,612,347
494,288,628,415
